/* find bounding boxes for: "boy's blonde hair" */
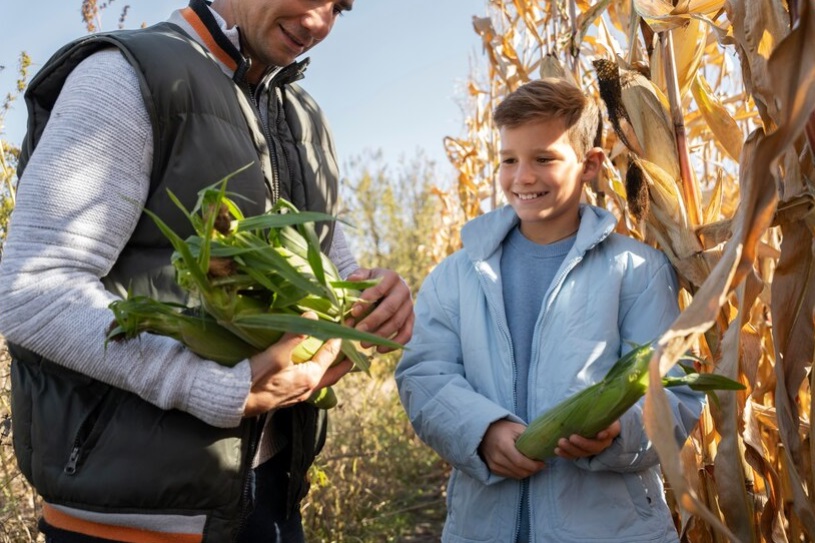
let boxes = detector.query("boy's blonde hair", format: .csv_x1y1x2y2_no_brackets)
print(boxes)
493,78,601,157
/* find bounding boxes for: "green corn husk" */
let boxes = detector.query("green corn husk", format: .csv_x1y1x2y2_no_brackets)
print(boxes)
107,170,402,409
514,343,744,460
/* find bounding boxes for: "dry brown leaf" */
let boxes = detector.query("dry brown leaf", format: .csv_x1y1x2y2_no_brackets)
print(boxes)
769,219,815,532
691,73,745,161
725,0,790,126
651,17,708,100
658,127,775,374
574,0,612,53
686,0,726,14
644,346,743,542
709,285,759,542
539,53,575,84
703,169,726,224
634,0,690,32
619,69,682,180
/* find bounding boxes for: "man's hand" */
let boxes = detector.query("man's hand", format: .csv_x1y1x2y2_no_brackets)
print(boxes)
346,267,414,352
479,419,547,480
554,420,621,460
243,313,352,417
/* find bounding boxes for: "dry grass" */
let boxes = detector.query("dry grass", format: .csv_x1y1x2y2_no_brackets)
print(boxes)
0,338,41,543
302,356,447,542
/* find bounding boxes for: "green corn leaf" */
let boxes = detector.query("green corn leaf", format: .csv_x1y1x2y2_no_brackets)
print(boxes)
662,372,745,391
340,339,372,374
141,208,211,295
233,313,402,351
236,210,337,233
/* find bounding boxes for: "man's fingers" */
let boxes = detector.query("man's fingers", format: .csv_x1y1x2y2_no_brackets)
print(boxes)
310,337,343,370
319,357,353,388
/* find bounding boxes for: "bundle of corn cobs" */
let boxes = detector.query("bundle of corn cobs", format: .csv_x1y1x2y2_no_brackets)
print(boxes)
515,343,745,460
107,175,401,409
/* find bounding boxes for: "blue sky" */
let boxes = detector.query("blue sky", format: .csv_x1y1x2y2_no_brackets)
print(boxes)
0,0,487,174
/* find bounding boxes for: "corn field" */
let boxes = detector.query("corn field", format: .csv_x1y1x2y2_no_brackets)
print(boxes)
2,0,815,541
433,1,815,541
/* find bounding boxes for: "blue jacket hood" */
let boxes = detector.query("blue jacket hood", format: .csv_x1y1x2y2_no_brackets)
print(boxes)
460,204,616,262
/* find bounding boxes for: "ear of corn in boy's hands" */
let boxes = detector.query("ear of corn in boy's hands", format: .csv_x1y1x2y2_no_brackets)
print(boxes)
514,343,744,460
106,171,402,409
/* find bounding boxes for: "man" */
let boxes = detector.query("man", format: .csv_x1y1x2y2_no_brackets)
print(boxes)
0,0,413,541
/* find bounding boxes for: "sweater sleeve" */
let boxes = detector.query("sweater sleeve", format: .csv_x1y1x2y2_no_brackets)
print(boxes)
0,50,251,428
327,222,359,279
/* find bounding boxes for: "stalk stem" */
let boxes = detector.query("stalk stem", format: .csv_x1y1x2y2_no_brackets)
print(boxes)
660,30,702,227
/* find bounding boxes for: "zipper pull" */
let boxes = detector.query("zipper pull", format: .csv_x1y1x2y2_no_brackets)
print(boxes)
65,446,81,475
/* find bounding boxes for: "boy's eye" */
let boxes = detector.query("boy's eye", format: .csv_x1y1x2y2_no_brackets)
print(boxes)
500,158,517,165
537,156,553,163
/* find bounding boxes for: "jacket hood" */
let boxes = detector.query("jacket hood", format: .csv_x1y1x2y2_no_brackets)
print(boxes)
460,203,618,262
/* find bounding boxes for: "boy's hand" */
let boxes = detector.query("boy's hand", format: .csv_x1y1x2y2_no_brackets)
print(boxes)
554,420,621,460
347,267,414,352
479,419,546,480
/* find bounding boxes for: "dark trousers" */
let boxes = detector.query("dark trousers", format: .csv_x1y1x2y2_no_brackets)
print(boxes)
236,448,306,543
42,450,305,543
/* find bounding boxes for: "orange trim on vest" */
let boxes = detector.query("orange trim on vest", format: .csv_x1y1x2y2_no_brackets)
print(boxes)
180,6,238,71
42,504,204,543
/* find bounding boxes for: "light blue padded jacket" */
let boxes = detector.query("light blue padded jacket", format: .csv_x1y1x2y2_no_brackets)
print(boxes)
395,204,703,543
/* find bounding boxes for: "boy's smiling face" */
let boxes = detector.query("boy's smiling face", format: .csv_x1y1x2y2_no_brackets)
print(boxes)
498,118,601,244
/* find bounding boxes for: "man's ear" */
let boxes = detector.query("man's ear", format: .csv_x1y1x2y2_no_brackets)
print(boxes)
581,147,605,181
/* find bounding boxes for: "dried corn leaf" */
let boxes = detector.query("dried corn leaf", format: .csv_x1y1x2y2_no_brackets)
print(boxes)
691,73,744,161
726,0,790,125
770,221,815,536
637,159,693,234
574,0,612,53
702,169,725,224
651,17,708,100
607,0,632,35
619,69,681,180
634,0,689,32
759,13,815,526
644,347,742,542
743,398,790,543
710,287,758,543
658,127,774,374
539,53,575,84
685,0,725,14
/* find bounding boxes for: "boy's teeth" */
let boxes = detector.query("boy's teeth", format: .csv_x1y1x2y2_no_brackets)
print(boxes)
517,192,541,200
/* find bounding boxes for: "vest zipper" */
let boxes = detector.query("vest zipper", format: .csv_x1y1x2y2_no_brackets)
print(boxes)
65,446,81,475
235,61,281,205
64,394,109,475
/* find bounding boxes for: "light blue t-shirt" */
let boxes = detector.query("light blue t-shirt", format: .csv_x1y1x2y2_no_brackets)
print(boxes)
500,225,575,543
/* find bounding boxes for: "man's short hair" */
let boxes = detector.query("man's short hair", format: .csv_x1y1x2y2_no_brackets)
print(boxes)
493,78,601,157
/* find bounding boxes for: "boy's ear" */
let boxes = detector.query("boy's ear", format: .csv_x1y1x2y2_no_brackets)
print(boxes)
581,147,605,181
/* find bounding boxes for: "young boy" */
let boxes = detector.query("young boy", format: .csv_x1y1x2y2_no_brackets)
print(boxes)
395,78,704,543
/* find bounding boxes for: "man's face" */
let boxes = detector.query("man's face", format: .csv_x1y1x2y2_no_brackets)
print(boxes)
498,118,592,244
227,0,352,70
